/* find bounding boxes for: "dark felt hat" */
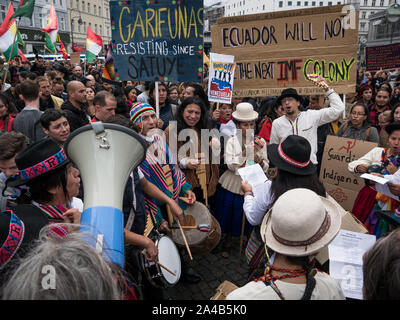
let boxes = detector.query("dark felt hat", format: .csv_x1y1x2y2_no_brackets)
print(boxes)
277,88,302,105
0,204,48,269
267,135,316,175
7,138,69,187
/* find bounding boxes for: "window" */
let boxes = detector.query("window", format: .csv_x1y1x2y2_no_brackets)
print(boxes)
312,1,316,5
279,1,283,7
76,0,79,10
60,17,65,30
360,22,366,30
0,5,6,21
320,1,323,5
83,21,86,31
364,0,368,5
87,3,90,14
60,0,62,5
94,5,96,15
297,1,301,5
372,0,376,6
380,0,384,6
95,24,97,33
78,23,81,33
328,1,332,5
362,11,366,19
82,1,85,12
100,25,102,36
99,6,101,16
288,1,293,5
304,1,308,5
70,0,72,8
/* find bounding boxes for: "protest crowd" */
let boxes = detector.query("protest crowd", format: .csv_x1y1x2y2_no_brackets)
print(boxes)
1,0,400,303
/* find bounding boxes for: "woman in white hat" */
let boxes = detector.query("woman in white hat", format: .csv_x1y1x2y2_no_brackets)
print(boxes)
213,102,269,257
226,188,345,300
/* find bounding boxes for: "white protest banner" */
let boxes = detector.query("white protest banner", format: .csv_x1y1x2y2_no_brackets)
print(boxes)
208,53,236,104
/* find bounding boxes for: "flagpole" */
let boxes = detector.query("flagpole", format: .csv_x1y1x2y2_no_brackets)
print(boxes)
155,81,160,119
1,18,20,92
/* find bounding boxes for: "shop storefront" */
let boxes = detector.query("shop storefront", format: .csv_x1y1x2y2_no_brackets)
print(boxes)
18,28,70,55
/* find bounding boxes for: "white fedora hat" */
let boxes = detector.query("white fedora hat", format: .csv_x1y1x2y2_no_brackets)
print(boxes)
260,188,341,257
232,102,258,122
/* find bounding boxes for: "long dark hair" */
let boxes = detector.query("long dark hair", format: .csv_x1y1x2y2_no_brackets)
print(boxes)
148,82,170,107
270,169,326,206
27,164,70,204
176,97,208,133
350,102,371,127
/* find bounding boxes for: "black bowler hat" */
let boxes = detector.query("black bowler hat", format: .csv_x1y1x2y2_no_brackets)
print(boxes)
0,204,48,270
277,88,302,105
385,121,400,135
7,138,69,187
267,135,316,176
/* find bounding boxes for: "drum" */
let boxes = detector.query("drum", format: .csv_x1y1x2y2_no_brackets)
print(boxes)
140,234,181,288
172,201,221,255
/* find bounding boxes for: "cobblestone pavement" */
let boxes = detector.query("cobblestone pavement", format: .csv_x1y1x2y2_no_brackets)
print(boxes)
164,237,250,300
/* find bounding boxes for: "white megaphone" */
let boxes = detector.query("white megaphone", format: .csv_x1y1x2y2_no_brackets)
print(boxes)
64,122,147,267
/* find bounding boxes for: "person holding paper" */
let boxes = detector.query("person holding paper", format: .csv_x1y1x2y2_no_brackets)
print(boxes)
214,102,269,258
349,121,400,238
226,188,345,300
241,135,326,275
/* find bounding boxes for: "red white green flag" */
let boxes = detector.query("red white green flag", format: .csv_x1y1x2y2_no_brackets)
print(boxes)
0,3,20,61
86,27,103,63
42,2,58,54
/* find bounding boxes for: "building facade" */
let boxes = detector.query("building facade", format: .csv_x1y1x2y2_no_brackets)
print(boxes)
223,0,391,39
204,1,225,53
67,0,111,53
0,0,70,54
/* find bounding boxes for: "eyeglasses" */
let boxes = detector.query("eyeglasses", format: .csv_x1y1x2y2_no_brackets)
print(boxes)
351,112,366,117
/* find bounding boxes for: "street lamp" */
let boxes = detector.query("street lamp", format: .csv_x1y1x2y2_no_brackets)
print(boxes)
386,2,400,43
70,15,83,51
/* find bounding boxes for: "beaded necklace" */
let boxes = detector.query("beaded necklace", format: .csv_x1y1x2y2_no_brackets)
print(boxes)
253,243,306,300
254,265,306,300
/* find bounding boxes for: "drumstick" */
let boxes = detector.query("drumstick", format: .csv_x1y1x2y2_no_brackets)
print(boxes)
141,251,176,277
170,224,211,232
177,220,193,261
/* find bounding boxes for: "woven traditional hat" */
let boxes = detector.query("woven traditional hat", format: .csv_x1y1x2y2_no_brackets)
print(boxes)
7,138,69,187
232,102,258,122
260,188,341,257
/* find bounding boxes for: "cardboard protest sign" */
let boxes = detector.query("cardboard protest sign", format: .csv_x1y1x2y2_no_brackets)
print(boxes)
211,5,358,97
70,52,81,65
319,135,377,211
109,0,204,82
365,43,400,71
208,53,236,104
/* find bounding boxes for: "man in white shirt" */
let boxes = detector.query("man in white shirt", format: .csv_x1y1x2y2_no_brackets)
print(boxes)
270,76,345,164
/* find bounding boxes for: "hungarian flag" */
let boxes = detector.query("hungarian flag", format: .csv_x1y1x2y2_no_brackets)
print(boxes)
58,37,68,61
12,0,35,20
0,4,20,61
86,27,103,63
42,2,58,54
